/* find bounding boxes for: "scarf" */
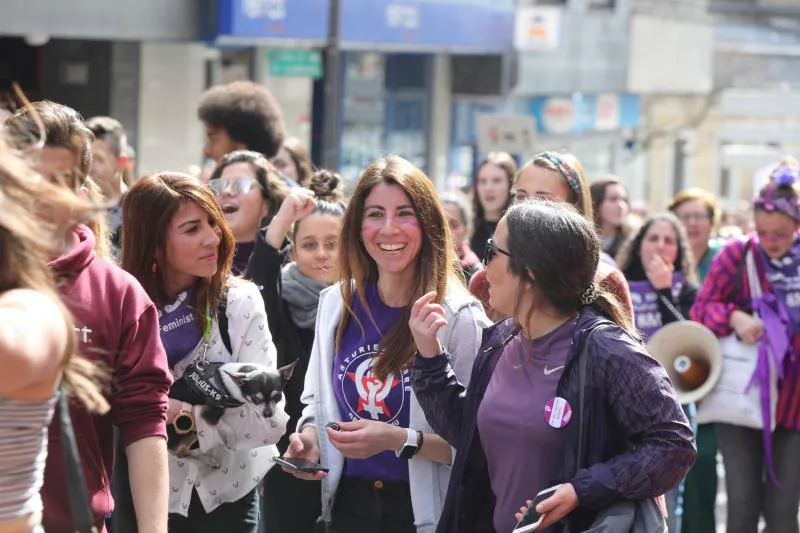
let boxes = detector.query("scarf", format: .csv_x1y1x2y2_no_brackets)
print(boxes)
281,262,328,329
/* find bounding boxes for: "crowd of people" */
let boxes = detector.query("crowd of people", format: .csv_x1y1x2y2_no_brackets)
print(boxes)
0,77,797,533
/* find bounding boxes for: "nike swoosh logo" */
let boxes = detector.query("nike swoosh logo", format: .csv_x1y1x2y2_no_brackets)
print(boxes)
543,365,565,376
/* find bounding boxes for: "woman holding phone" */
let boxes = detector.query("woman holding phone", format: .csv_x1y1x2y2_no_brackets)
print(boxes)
282,156,490,532
410,200,695,533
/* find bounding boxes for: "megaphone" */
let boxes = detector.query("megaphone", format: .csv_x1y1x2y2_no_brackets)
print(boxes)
646,321,723,405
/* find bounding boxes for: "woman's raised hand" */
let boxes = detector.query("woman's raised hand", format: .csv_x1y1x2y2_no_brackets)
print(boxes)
265,188,318,248
409,291,447,358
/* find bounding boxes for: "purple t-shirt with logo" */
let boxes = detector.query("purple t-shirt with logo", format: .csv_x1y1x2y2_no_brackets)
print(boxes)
477,318,575,533
762,239,800,330
158,286,203,368
333,284,411,483
628,273,684,341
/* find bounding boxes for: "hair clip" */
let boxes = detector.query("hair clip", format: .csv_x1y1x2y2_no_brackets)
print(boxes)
772,165,798,187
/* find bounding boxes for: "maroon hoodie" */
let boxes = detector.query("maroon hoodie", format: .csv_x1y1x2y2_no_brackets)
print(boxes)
43,225,171,533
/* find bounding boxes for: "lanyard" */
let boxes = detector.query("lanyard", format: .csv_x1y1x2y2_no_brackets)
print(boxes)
200,300,212,361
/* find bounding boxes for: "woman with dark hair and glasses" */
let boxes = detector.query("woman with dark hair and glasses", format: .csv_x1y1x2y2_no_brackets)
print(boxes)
208,150,289,274
468,151,633,322
410,200,694,533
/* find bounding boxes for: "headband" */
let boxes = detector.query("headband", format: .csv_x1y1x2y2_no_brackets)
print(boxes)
535,151,583,199
754,164,800,221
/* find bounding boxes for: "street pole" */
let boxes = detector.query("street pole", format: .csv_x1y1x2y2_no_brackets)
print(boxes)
321,0,342,171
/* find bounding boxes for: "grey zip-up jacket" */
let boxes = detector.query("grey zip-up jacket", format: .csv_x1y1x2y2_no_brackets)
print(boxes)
297,280,491,532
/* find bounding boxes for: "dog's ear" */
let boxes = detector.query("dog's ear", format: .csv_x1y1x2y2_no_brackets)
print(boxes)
278,360,298,384
224,370,249,386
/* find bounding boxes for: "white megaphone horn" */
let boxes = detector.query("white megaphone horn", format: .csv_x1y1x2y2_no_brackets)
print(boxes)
646,321,723,405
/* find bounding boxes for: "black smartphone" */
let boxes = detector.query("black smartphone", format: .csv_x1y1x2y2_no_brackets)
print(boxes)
272,456,329,473
511,484,562,533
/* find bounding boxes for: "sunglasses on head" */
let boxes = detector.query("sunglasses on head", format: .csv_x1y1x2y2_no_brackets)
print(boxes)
208,177,261,197
483,238,511,266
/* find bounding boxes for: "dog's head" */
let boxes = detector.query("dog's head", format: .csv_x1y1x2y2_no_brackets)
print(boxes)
222,360,297,418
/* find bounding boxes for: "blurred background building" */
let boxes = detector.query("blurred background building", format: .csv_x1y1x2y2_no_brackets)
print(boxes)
1,0,799,211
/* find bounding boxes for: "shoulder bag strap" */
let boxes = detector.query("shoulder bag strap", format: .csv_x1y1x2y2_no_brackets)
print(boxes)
574,331,591,478
58,389,98,533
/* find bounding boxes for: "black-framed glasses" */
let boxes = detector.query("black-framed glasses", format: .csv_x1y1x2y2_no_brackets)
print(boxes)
484,238,511,266
208,177,262,197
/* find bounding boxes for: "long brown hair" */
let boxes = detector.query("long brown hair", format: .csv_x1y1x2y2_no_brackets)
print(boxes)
120,173,236,320
281,137,313,187
473,151,516,227
0,133,109,413
336,156,461,380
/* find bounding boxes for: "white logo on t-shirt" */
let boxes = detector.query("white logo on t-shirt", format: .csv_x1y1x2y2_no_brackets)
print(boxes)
543,365,565,376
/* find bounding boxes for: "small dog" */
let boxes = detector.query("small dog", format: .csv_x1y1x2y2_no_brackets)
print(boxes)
167,360,296,457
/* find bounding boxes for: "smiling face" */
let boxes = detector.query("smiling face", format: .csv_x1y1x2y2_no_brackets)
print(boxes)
513,165,572,204
162,200,222,295
360,182,422,279
292,213,341,284
476,163,510,219
215,162,268,242
640,220,679,268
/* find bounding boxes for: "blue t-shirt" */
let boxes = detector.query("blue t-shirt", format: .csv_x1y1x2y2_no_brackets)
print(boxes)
333,284,411,482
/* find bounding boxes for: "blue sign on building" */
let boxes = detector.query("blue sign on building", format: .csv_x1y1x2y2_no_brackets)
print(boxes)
339,0,515,53
207,0,330,44
529,93,640,136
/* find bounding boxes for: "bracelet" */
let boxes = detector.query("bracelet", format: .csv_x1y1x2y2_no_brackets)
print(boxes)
414,430,424,457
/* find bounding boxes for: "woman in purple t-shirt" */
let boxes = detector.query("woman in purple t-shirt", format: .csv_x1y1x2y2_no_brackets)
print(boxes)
410,201,694,533
283,156,490,533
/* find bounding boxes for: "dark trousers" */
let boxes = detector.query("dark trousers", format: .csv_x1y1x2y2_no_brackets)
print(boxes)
261,465,322,533
169,487,259,533
328,476,415,533
108,428,137,533
717,424,800,533
681,423,718,533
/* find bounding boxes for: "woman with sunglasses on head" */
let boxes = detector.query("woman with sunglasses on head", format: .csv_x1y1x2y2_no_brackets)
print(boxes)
121,173,288,533
207,150,289,275
691,158,800,533
410,200,695,533
246,169,345,533
282,156,490,532
468,151,633,322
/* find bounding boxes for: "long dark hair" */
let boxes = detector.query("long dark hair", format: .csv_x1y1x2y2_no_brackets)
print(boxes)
615,212,697,285
472,151,516,229
505,200,634,334
336,155,460,380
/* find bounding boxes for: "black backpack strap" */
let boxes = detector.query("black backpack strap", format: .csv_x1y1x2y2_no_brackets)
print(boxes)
218,301,232,355
59,389,98,533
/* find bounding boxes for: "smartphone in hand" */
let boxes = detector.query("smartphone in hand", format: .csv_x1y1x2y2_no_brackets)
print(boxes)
272,456,329,474
511,484,562,533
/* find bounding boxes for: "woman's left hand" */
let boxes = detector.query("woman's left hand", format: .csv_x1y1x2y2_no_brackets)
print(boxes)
513,483,579,530
326,419,405,459
645,255,674,290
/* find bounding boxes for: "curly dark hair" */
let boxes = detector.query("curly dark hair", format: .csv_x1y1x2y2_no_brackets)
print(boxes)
197,81,286,158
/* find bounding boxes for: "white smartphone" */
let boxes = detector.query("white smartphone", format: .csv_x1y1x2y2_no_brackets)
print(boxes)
511,484,562,533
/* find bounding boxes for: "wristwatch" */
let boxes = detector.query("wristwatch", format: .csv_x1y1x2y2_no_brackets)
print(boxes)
172,405,195,435
395,428,423,459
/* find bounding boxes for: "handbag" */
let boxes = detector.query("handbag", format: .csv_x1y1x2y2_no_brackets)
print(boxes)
564,332,667,533
695,244,781,430
58,388,99,533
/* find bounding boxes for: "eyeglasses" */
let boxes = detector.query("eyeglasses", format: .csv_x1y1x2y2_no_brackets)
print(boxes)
208,177,261,197
678,212,711,223
484,238,512,266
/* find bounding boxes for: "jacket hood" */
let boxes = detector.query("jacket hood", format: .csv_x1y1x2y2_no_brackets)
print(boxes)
49,224,96,276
